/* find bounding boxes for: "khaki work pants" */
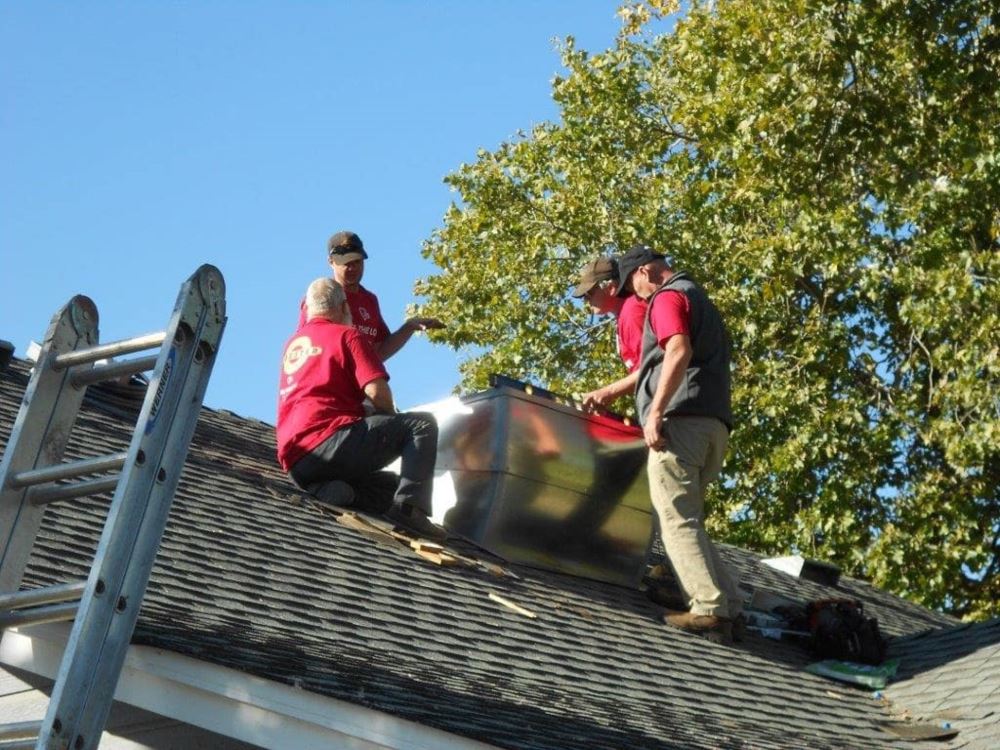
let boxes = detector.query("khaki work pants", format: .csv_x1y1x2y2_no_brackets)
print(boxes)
647,416,741,619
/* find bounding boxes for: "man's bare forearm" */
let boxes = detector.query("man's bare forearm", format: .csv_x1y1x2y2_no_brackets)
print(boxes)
582,370,639,410
644,335,692,449
364,378,397,414
377,317,445,361
377,328,413,361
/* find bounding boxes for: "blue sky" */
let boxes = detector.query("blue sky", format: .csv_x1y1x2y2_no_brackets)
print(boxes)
1,2,624,422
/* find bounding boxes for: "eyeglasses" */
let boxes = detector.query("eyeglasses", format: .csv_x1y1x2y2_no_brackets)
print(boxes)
584,281,609,298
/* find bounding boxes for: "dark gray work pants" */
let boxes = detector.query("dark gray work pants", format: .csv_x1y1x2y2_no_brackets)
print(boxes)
290,412,438,515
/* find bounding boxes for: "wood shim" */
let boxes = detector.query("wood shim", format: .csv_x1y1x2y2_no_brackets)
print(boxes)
410,540,460,566
333,511,399,544
489,591,537,619
877,721,959,742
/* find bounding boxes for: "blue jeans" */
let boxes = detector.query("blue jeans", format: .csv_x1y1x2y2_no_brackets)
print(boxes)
290,411,438,515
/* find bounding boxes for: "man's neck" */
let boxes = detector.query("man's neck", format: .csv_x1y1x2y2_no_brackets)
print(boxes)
306,312,344,325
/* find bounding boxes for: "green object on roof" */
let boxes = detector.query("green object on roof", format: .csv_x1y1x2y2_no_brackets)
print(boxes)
805,658,901,689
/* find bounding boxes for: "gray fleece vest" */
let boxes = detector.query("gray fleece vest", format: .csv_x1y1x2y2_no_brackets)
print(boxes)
635,272,733,430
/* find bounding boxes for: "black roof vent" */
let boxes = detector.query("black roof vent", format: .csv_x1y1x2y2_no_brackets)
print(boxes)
0,340,13,372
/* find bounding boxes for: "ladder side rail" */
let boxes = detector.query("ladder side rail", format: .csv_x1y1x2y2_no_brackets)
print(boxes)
38,265,225,750
0,297,99,594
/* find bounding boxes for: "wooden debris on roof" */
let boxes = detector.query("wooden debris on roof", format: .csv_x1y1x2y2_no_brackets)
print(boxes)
325,508,515,578
876,720,959,742
410,540,460,566
332,510,401,545
489,591,537,619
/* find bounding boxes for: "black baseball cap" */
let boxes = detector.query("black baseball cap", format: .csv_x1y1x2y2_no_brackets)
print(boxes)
327,231,369,265
615,244,665,297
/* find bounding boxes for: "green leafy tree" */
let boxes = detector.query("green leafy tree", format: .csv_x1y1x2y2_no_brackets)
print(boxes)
415,0,999,619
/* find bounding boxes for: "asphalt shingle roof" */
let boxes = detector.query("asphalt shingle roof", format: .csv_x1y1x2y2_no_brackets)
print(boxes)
1,358,996,750
885,619,1000,748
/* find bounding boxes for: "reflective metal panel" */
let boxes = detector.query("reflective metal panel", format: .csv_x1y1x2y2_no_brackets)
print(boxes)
425,386,653,588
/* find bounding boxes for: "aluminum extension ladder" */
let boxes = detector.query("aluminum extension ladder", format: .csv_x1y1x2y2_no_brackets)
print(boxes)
0,265,226,750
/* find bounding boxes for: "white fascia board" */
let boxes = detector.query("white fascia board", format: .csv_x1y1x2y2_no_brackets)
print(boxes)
0,623,500,750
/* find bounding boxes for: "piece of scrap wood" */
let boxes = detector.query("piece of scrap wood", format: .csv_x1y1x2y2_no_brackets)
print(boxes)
928,708,995,721
334,511,401,543
414,549,444,565
475,560,513,578
877,721,959,742
414,548,461,566
489,591,537,619
410,541,445,554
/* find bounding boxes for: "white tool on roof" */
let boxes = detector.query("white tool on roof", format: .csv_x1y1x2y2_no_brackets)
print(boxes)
0,265,226,750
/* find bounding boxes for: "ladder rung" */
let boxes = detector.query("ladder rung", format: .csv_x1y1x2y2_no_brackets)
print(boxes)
52,331,166,370
70,354,158,387
0,721,42,742
0,740,39,750
10,453,127,489
27,475,120,506
0,581,87,610
0,601,79,628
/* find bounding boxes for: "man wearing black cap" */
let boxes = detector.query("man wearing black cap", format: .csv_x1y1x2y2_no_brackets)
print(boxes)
299,230,444,361
617,244,742,644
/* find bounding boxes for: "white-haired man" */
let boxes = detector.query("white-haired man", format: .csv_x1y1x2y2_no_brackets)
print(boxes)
278,277,444,540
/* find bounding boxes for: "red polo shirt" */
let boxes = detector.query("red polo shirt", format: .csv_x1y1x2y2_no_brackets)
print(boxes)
616,294,648,373
276,318,389,471
649,290,691,346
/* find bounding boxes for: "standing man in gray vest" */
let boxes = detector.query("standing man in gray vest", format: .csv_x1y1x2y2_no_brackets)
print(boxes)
616,244,742,644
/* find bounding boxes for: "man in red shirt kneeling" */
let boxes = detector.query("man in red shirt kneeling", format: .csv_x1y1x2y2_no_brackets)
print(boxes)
277,277,445,541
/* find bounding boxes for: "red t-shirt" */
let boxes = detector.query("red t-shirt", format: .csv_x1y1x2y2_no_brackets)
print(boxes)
276,318,389,471
617,294,648,373
297,284,391,350
648,289,691,347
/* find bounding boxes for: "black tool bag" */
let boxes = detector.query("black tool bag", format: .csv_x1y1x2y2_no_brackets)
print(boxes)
807,598,887,665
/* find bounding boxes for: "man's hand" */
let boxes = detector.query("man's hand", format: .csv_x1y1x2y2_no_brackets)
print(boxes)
644,410,666,451
380,318,446,360
643,334,691,451
405,317,445,332
581,387,612,412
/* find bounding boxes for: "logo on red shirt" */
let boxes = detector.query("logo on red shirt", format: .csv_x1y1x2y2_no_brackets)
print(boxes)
282,336,323,375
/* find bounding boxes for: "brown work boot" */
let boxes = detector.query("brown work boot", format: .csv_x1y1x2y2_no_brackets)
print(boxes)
662,610,733,645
